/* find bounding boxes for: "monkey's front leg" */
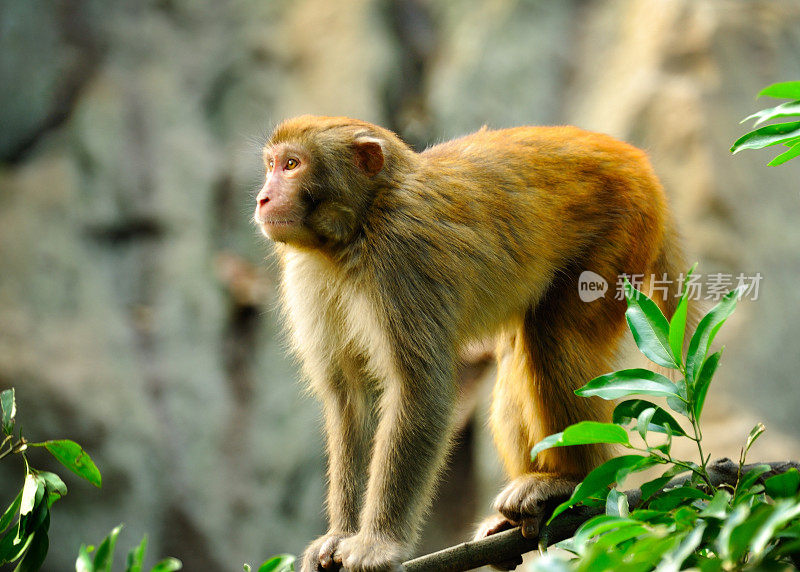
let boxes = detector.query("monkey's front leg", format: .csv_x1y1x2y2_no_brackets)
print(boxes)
302,380,372,572
335,360,457,572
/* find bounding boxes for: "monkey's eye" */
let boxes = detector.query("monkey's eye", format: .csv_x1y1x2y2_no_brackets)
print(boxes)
285,158,299,170
267,158,275,170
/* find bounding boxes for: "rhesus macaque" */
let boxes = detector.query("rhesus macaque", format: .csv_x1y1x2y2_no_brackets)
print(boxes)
254,115,685,572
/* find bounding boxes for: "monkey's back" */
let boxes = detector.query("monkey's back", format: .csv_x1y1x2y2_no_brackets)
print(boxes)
366,125,671,339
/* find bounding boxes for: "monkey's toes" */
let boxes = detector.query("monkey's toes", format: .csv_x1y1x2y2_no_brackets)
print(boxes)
474,515,523,570
493,474,578,538
319,535,342,569
474,513,516,540
301,533,346,572
337,534,406,572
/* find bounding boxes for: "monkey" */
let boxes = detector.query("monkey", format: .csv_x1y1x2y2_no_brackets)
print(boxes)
253,115,685,572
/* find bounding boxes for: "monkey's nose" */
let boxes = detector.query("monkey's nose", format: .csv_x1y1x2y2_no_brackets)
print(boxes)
258,196,269,207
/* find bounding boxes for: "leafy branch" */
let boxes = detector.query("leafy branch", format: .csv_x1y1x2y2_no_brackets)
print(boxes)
0,388,180,572
731,81,800,165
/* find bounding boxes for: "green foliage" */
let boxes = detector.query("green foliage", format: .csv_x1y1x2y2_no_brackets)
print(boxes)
731,81,800,165
0,387,103,570
531,272,800,570
76,526,182,572
0,389,178,571
244,554,295,572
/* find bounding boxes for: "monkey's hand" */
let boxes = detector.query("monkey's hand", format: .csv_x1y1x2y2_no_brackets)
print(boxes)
493,473,577,539
335,533,406,572
301,532,349,572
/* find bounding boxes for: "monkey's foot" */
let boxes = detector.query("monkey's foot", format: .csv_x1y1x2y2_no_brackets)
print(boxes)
335,533,406,572
473,514,522,570
300,533,348,572
493,473,578,539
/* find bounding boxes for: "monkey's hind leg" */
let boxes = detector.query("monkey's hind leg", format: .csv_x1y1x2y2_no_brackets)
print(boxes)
480,288,625,543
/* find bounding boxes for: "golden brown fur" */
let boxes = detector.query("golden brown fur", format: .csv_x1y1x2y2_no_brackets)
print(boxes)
254,116,685,571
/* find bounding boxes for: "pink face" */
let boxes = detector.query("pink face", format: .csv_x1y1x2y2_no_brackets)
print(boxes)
254,144,311,244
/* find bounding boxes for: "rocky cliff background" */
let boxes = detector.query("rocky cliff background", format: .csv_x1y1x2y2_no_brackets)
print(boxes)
1,0,800,570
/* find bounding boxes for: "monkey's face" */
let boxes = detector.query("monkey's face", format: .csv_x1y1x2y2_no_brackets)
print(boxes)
255,122,388,249
255,144,319,246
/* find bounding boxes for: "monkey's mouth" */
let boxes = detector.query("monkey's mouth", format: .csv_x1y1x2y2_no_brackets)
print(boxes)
259,218,303,241
261,218,299,227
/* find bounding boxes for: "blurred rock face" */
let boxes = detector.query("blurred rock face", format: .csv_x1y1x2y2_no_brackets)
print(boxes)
1,0,799,569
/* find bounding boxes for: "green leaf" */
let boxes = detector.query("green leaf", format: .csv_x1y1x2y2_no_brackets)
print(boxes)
730,120,800,154
20,485,49,538
39,472,67,507
126,535,147,572
574,515,641,550
743,100,800,126
0,528,33,565
750,499,800,559
649,486,711,511
640,473,679,504
75,544,95,572
93,525,122,572
0,492,22,535
666,379,689,417
548,455,657,522
577,369,680,400
758,81,800,99
621,533,681,568
699,490,732,519
685,288,740,383
36,440,102,488
636,408,655,440
530,434,564,461
726,503,773,563
14,527,49,572
737,464,772,498
716,504,749,562
657,522,706,572
741,424,766,466
768,141,800,165
1,389,15,436
765,469,800,499
149,557,183,572
257,554,295,572
771,537,800,561
693,349,722,420
20,475,40,516
605,489,629,517
592,523,648,551
613,400,687,436
531,422,631,460
668,264,696,366
624,281,678,368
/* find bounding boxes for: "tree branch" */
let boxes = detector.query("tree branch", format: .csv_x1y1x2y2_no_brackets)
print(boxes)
402,458,800,572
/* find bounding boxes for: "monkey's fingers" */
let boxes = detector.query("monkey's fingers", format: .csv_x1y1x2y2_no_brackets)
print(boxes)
519,515,543,539
319,536,342,570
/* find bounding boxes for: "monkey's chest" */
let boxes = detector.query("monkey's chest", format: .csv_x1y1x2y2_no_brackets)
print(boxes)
338,287,395,379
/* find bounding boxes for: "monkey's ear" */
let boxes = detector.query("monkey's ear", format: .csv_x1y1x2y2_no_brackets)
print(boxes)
354,137,385,176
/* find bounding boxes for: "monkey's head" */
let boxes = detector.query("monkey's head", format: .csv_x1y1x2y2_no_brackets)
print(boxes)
255,115,410,249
